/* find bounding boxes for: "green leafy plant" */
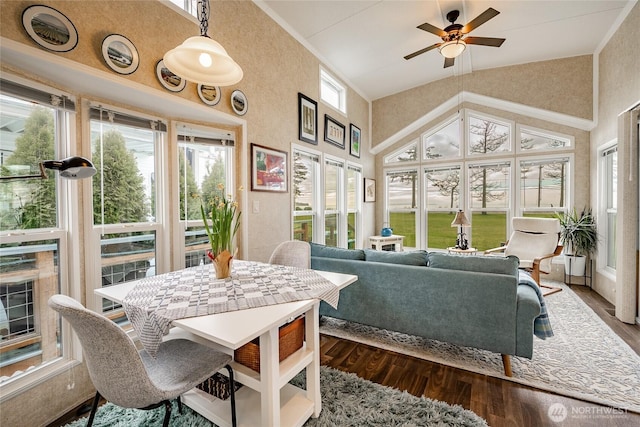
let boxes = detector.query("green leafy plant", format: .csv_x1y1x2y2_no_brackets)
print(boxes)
556,208,598,256
200,183,241,259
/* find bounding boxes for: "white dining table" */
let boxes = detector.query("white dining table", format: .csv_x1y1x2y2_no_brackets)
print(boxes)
95,268,357,427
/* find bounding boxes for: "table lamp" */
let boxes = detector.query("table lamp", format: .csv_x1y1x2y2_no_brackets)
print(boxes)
451,210,470,250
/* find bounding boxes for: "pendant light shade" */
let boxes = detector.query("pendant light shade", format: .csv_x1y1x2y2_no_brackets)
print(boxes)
163,0,243,87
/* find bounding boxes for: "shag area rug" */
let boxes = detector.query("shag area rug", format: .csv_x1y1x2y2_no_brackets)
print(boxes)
320,281,640,413
64,366,487,426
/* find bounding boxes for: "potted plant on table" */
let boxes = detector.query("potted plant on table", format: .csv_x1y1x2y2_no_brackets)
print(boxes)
556,208,598,276
201,183,242,279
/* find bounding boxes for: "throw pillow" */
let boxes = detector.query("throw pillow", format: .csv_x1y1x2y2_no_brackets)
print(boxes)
428,252,519,277
364,249,428,266
310,242,365,260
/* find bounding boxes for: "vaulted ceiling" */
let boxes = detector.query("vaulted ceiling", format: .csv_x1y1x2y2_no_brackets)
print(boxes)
258,0,632,101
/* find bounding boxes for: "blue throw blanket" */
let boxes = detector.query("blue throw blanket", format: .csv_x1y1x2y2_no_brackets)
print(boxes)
518,271,554,339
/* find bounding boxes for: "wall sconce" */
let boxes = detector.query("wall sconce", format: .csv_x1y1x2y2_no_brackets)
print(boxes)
0,156,96,181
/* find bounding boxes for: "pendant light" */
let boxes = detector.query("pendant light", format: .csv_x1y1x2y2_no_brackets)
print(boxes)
163,0,243,86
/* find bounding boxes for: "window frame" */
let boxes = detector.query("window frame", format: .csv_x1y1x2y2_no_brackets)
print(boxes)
421,114,463,161
292,144,322,244
320,68,347,115
465,109,514,158
598,141,617,277
323,154,345,247
0,75,81,400
346,162,363,249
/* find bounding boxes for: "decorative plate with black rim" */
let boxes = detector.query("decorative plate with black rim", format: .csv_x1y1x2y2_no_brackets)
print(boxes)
101,34,139,75
156,60,186,92
22,5,78,52
198,84,221,106
231,90,248,116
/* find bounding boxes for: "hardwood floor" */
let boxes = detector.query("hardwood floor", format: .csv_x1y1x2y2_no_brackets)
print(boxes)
49,285,640,427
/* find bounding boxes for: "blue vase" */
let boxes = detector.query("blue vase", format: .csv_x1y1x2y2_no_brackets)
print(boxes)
380,227,393,237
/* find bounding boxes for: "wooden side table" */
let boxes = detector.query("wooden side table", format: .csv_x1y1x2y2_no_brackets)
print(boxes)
447,247,478,255
369,235,404,252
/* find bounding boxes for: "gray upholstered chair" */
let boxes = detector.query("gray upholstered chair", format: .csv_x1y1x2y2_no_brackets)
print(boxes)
48,294,237,427
269,240,311,268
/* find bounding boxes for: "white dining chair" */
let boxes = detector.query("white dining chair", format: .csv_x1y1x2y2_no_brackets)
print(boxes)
269,240,311,268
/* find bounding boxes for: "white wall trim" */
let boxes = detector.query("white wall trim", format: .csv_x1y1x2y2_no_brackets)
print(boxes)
372,91,595,155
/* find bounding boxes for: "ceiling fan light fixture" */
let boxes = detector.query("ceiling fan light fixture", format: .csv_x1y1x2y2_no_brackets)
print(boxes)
163,0,243,86
439,40,466,58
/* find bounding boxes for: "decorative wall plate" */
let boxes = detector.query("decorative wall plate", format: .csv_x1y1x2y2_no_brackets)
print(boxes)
101,34,139,75
22,5,78,52
156,60,186,92
197,84,221,106
231,90,248,116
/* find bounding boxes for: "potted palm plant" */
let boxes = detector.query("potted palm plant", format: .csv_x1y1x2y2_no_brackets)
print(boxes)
556,208,598,276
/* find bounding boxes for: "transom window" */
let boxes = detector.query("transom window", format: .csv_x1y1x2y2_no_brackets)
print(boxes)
320,69,346,114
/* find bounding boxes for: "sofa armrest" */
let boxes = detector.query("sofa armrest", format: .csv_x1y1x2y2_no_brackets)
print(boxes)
515,284,542,358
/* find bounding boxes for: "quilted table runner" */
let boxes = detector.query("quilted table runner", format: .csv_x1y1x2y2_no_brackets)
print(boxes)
122,261,340,357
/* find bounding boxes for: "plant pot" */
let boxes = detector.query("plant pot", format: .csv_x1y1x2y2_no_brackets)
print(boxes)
564,254,586,277
208,249,235,279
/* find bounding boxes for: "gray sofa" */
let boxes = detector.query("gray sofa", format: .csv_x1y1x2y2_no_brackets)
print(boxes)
310,244,543,376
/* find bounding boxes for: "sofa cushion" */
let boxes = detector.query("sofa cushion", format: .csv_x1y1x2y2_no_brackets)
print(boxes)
428,252,519,277
310,243,365,260
364,249,428,266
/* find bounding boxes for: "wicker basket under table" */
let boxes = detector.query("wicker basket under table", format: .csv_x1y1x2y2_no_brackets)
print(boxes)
234,316,304,373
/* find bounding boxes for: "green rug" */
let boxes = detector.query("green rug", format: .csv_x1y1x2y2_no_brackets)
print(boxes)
64,366,487,426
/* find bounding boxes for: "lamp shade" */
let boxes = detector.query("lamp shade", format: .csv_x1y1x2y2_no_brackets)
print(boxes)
439,40,466,59
42,156,96,180
451,210,470,227
163,35,243,87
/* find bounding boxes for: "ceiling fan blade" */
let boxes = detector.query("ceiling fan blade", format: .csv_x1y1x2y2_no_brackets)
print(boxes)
417,22,448,38
444,57,455,68
404,43,441,60
461,7,500,34
464,36,505,47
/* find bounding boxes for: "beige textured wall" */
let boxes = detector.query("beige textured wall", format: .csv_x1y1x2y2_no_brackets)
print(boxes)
0,0,372,425
590,2,640,311
372,55,593,149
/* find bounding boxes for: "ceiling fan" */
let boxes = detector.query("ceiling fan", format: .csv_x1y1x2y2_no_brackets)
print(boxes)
404,8,506,68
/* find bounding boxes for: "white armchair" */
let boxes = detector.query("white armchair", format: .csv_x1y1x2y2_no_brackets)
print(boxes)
485,217,563,295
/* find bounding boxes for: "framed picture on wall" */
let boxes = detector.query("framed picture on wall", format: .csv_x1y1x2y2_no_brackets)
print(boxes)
251,143,288,192
350,124,361,158
298,93,318,144
324,114,345,148
364,178,376,202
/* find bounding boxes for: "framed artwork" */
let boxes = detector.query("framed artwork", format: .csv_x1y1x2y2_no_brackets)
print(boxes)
350,124,361,158
324,114,345,148
101,34,139,75
22,5,78,52
251,143,288,192
298,93,317,144
197,84,221,106
364,178,376,202
231,90,248,115
156,60,186,92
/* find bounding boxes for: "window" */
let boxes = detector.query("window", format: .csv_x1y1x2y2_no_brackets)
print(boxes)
168,0,198,16
320,69,346,114
468,161,511,250
346,164,362,249
422,116,461,160
177,126,235,269
386,169,418,248
424,166,461,249
600,145,617,270
89,106,166,316
519,126,571,152
385,140,418,164
519,156,570,216
467,112,511,156
293,148,320,243
324,157,344,247
0,79,75,385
